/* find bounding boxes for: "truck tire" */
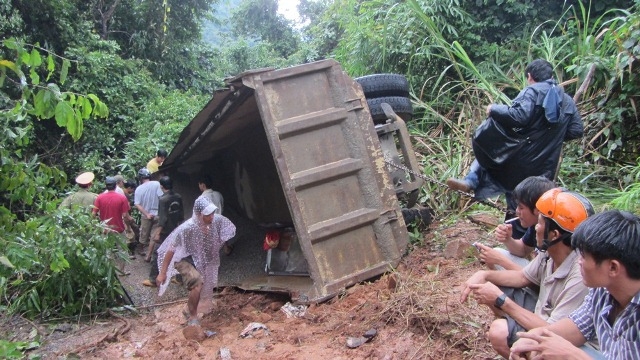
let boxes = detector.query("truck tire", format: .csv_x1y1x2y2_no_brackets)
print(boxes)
367,96,413,124
356,74,410,98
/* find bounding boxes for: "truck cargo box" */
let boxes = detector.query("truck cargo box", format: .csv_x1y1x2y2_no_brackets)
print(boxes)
160,59,409,303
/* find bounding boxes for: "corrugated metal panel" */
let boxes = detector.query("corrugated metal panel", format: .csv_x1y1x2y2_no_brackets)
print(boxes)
248,59,408,297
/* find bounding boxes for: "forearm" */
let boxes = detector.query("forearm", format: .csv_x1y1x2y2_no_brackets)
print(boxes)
496,257,525,271
135,204,149,218
123,212,133,223
501,297,549,330
544,318,588,347
503,238,532,258
484,270,531,288
159,250,174,275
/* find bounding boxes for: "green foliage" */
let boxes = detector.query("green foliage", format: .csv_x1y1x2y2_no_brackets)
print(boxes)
1,209,127,318
0,338,39,360
231,0,301,58
280,0,640,219
611,159,640,212
1,39,125,321
1,38,109,142
0,0,97,54
121,89,209,175
26,46,162,179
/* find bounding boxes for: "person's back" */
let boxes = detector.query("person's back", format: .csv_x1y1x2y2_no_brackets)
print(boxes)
94,189,130,233
134,168,162,260
488,84,582,190
60,172,98,210
159,190,183,237
135,179,162,214
144,176,184,287
198,175,223,215
447,59,583,222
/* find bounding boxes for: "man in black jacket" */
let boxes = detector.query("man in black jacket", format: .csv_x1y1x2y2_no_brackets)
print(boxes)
143,176,184,287
447,59,583,232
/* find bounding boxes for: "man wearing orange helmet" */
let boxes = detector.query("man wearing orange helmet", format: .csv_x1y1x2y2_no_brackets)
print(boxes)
460,188,596,358
511,210,640,360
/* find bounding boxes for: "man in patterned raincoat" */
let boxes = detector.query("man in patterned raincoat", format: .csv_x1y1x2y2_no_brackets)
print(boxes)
156,196,236,326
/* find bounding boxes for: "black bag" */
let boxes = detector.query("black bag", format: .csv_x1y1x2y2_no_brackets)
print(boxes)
472,117,538,170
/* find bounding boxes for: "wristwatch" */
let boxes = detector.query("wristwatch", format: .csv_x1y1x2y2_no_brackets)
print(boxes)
495,293,507,309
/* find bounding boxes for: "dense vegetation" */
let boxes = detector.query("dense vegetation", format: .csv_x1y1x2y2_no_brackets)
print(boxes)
1,0,639,353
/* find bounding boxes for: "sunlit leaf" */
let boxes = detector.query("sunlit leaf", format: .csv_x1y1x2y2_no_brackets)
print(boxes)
54,101,73,127
29,68,40,85
30,48,42,67
60,59,70,84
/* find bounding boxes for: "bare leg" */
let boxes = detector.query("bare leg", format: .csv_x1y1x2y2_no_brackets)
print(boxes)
187,284,202,321
488,318,510,358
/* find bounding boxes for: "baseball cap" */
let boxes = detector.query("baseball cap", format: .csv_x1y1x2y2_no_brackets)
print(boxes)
105,176,117,186
202,204,218,216
75,172,95,185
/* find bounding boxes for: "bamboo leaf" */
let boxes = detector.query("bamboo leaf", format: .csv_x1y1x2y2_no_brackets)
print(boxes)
0,256,15,269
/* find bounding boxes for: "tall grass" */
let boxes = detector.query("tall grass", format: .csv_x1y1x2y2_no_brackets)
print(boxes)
403,0,639,216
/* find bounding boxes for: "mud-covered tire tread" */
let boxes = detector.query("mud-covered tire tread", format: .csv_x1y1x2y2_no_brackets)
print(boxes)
367,96,413,124
356,74,410,98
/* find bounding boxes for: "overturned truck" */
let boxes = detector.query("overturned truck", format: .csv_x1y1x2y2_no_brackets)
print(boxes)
160,59,421,303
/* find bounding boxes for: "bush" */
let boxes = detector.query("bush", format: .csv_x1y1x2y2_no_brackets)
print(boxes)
1,209,127,319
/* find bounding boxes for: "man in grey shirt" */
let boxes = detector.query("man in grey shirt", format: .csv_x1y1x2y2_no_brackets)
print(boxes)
134,168,163,261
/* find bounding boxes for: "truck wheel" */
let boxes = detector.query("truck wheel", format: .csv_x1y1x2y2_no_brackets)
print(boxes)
367,97,413,124
356,74,409,98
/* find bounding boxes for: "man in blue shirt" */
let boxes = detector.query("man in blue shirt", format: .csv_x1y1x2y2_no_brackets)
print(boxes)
510,210,640,359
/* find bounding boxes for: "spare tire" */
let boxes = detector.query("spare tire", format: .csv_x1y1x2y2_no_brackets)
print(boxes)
356,74,410,98
367,96,413,124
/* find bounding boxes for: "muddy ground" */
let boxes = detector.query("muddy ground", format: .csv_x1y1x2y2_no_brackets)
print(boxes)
3,214,506,359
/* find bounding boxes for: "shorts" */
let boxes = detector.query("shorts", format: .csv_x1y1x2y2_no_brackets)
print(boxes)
174,258,203,291
501,286,539,347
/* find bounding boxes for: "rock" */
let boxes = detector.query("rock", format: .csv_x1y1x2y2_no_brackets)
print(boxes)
347,329,377,348
257,312,272,323
363,328,377,339
443,239,472,259
387,274,398,292
182,324,205,342
268,301,285,312
346,336,368,348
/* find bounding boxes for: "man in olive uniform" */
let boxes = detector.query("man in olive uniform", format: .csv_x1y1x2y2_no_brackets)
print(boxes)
59,171,98,211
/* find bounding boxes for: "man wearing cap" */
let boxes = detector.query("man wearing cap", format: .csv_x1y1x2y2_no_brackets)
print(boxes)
135,168,163,261
156,196,236,326
110,175,126,196
93,176,135,272
93,176,133,234
59,171,98,210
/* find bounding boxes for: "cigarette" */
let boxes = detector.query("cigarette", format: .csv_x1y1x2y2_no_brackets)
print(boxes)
504,217,519,224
